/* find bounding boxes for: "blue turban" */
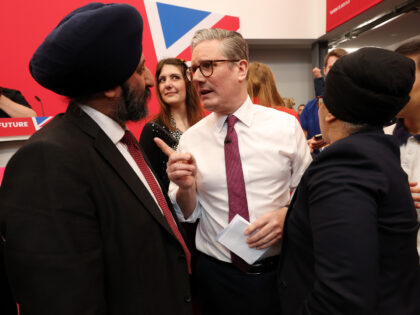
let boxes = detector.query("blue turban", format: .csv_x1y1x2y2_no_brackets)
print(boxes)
29,2,143,97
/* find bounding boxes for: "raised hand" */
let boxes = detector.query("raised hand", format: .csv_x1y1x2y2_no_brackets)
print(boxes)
154,137,197,190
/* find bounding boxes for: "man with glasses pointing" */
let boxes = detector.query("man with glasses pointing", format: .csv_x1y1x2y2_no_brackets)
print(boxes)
155,29,311,315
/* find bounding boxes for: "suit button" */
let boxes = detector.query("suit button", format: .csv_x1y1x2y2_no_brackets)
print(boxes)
279,280,287,289
184,296,192,303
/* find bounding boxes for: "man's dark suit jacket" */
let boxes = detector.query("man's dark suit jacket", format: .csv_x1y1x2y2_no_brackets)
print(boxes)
278,127,420,315
0,103,192,315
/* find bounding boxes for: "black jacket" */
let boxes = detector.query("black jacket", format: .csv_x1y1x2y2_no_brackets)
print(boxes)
278,127,420,315
0,103,192,315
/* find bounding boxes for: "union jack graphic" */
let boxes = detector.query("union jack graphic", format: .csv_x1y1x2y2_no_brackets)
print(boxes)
32,116,54,131
126,1,240,136
144,1,240,62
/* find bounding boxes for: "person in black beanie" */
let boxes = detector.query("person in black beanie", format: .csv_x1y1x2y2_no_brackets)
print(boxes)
278,47,420,315
0,3,192,315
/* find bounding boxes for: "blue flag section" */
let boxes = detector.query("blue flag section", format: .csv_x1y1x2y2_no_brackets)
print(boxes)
157,2,210,48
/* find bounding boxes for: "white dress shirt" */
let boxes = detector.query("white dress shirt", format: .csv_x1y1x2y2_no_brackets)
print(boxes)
169,97,312,262
385,122,420,257
80,105,161,210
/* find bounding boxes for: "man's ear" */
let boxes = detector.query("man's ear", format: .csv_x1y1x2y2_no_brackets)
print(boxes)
325,111,336,123
103,85,121,100
237,59,248,82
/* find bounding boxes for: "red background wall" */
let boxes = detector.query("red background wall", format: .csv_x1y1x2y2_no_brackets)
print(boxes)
0,0,160,138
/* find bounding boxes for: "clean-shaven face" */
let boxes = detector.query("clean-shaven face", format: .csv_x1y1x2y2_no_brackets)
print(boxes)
397,54,420,118
190,40,241,115
324,55,339,76
158,64,187,107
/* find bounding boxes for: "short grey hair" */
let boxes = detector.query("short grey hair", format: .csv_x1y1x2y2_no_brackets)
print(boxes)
191,29,249,61
342,121,368,135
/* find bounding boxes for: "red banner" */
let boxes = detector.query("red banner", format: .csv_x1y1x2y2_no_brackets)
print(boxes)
0,167,4,184
0,118,36,137
326,0,383,32
0,117,52,137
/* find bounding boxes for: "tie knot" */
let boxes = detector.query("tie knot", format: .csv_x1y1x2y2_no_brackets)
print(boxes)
226,115,238,128
121,130,137,146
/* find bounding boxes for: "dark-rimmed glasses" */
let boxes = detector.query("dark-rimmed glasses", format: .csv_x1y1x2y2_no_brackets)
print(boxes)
186,59,240,81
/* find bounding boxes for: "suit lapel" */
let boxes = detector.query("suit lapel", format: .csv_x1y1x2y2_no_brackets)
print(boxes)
66,104,176,238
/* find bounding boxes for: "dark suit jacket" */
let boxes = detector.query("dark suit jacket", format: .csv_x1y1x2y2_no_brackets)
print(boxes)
278,127,420,315
0,103,192,315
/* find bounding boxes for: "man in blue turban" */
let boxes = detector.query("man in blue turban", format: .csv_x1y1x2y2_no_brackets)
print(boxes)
0,3,192,314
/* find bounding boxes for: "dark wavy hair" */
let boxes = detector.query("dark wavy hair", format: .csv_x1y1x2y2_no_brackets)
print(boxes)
154,58,204,130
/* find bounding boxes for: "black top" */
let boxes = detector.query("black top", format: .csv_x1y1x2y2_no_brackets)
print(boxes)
278,127,420,315
0,87,32,118
139,119,182,191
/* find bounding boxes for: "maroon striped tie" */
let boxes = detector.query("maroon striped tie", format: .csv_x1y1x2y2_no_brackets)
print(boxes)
224,115,250,272
121,131,191,274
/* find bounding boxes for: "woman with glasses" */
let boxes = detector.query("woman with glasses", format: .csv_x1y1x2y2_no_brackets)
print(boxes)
140,58,204,191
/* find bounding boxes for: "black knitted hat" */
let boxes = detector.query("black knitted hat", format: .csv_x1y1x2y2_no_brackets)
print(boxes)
323,47,415,126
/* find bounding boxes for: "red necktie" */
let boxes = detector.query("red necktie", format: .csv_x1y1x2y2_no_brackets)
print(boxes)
224,115,250,272
121,130,191,274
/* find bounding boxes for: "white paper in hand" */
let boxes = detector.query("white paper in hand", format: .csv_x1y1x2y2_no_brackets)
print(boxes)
216,214,270,264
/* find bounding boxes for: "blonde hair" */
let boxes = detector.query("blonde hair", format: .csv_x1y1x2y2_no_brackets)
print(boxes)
283,97,296,110
247,62,285,107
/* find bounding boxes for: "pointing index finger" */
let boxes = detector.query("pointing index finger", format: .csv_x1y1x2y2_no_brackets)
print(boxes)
154,137,175,157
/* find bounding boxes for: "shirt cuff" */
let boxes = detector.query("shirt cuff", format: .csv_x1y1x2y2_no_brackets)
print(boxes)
168,183,200,223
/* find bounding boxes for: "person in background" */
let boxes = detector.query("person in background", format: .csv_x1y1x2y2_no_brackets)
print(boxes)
140,58,204,191
385,39,420,259
283,97,296,110
297,104,305,117
311,47,348,97
247,61,299,120
0,87,36,117
278,47,420,315
156,28,311,315
0,3,192,314
301,48,348,153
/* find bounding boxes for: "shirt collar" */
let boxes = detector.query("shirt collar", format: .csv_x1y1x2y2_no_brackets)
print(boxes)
214,96,254,133
393,118,420,145
79,105,125,144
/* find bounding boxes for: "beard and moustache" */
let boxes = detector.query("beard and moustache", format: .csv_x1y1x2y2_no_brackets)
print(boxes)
115,82,151,123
